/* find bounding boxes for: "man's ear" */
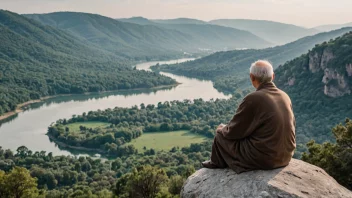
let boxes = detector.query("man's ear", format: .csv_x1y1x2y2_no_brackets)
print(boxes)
250,74,255,82
272,73,275,81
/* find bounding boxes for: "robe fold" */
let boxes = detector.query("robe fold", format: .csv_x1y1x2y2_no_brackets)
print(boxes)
211,82,296,173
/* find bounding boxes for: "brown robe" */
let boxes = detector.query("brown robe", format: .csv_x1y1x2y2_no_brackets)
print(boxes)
211,82,296,173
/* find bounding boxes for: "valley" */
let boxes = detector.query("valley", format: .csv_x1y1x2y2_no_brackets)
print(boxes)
0,59,229,156
0,6,351,197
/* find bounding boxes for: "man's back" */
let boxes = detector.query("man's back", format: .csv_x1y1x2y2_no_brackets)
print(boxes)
245,82,296,169
204,60,296,174
218,82,296,173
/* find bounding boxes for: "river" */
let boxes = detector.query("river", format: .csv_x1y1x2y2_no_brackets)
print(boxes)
0,58,230,156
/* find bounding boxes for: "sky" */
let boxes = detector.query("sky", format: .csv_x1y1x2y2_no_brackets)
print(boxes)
1,0,352,27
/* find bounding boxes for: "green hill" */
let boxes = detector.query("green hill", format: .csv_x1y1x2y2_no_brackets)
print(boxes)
210,19,319,45
0,10,176,115
118,17,272,50
25,12,198,60
153,28,352,93
26,13,271,59
275,32,352,146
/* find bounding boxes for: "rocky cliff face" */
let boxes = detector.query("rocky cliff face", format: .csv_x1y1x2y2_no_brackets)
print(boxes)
181,159,352,198
322,68,351,97
347,64,352,76
308,49,335,73
308,48,351,97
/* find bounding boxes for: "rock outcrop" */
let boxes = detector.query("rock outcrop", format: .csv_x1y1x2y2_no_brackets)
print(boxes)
181,159,352,198
308,52,322,73
307,48,352,97
322,68,351,97
347,64,352,77
308,49,335,73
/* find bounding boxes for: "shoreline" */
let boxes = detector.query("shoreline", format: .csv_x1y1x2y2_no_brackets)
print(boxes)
0,83,180,122
47,133,107,154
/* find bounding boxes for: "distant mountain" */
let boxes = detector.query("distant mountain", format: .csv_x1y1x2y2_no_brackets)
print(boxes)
27,12,272,58
209,19,319,45
118,17,272,50
25,12,198,60
152,28,352,92
275,31,352,145
119,16,156,25
159,23,271,50
152,18,207,25
314,22,352,32
0,10,176,115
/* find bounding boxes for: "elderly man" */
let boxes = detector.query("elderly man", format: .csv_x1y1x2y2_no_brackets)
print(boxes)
202,60,296,173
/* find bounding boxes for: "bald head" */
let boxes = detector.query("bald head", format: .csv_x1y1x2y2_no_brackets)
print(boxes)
250,60,274,84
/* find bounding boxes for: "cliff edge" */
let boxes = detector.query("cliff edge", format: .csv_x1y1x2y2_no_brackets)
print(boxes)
181,159,351,198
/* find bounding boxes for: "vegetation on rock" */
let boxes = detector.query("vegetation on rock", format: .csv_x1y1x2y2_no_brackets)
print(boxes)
302,118,352,190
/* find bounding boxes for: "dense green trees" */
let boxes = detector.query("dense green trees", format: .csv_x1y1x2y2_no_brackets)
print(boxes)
0,139,208,197
2,118,351,196
302,118,352,190
48,98,240,156
0,167,40,198
275,32,352,152
115,165,169,198
0,10,177,115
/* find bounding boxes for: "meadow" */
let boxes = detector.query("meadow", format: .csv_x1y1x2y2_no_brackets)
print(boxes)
127,130,207,152
66,121,109,133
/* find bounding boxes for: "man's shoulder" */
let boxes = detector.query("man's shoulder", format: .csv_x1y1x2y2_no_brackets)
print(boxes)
245,88,291,101
245,90,266,99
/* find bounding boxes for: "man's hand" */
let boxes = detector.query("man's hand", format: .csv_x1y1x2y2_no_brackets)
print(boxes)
216,124,226,133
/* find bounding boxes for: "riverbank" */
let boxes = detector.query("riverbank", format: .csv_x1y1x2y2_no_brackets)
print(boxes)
0,83,180,122
47,133,107,154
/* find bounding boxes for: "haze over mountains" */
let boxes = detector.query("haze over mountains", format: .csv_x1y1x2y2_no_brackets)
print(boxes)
26,12,271,60
314,22,352,32
120,17,351,46
209,19,318,45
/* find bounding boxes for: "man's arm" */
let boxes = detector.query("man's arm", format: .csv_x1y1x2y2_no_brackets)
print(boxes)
220,96,257,140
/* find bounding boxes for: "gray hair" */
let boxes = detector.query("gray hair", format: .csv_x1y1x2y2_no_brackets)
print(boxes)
249,60,274,83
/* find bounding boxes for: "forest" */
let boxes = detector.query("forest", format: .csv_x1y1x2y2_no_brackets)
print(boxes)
0,10,177,115
48,98,237,157
0,139,211,197
1,118,351,197
275,32,352,145
50,92,336,159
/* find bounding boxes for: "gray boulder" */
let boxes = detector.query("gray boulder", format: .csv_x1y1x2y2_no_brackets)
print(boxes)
181,159,352,198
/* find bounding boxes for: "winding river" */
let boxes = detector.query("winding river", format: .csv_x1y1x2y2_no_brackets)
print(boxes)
0,58,230,156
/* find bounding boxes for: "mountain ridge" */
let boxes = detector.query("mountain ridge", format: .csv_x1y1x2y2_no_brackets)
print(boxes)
209,19,319,45
26,12,271,58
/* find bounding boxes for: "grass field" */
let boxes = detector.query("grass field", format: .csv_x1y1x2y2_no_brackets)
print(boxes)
66,121,109,133
128,130,207,152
